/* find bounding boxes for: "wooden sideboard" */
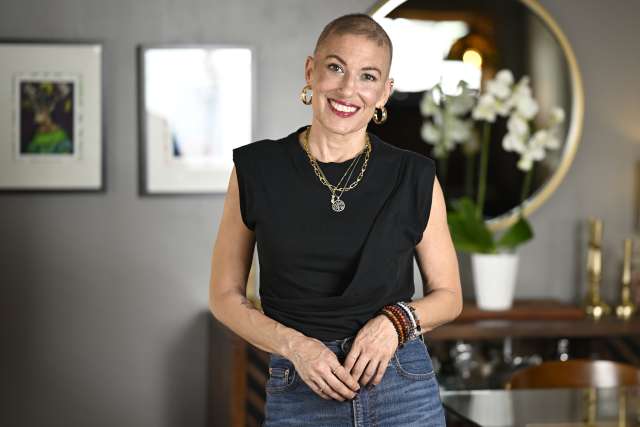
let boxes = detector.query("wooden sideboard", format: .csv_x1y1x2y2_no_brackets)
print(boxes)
426,299,640,341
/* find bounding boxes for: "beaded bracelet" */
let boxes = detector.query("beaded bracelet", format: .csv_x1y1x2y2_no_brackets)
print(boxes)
381,307,405,345
378,304,409,346
396,302,417,338
398,301,422,340
386,305,413,341
385,306,408,344
406,302,422,335
378,301,422,346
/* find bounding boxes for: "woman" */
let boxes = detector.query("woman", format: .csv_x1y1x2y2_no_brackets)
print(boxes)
209,13,462,426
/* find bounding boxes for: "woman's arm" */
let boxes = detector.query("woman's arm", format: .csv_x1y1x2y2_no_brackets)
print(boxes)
411,176,463,331
209,166,306,358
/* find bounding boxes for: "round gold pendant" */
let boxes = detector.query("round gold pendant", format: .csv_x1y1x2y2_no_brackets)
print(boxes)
332,199,345,212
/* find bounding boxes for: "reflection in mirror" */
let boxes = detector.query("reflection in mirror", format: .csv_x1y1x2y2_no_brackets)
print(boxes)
368,0,574,220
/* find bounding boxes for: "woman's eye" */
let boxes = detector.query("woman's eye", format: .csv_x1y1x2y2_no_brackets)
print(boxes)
363,73,377,81
328,63,343,73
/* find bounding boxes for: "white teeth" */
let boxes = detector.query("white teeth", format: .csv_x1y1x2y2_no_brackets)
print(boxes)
330,99,358,113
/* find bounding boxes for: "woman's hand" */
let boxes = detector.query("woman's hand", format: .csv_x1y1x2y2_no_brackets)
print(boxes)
288,336,360,401
343,315,398,387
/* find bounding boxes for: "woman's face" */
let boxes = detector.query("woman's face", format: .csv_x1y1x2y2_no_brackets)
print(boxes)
305,33,392,137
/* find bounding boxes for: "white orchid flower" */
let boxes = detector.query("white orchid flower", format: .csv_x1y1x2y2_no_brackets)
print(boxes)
447,82,476,115
513,76,532,95
432,109,444,126
545,135,561,150
530,129,560,151
495,69,515,85
448,117,473,141
472,93,498,122
517,154,534,171
487,79,511,100
496,97,515,117
507,77,538,120
433,144,447,158
487,69,514,100
507,113,529,136
443,135,457,151
420,91,439,117
502,132,526,153
550,107,566,126
515,95,539,120
527,143,546,161
448,93,475,115
421,122,440,144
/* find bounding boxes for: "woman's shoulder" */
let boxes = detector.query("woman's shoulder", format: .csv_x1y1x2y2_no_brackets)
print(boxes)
233,135,289,154
232,131,294,162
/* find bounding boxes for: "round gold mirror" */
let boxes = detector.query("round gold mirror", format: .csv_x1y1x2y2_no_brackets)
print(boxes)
368,0,584,231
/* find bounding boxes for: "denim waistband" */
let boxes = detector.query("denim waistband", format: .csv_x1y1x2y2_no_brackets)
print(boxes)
320,334,424,355
320,335,357,354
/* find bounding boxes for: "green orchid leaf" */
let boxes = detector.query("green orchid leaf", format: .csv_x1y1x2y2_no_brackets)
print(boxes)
452,197,479,221
496,216,534,250
447,197,496,253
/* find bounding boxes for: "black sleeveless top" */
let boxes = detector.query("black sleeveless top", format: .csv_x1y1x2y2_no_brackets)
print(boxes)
232,126,436,341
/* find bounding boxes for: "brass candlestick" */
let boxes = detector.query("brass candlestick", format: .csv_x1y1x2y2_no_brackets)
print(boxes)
584,218,610,320
615,238,636,320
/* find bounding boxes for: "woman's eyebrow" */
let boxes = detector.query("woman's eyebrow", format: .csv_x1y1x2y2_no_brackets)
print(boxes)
362,66,382,75
325,54,381,75
325,54,347,64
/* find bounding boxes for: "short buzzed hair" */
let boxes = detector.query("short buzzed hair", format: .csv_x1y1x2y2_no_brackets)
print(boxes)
314,13,393,67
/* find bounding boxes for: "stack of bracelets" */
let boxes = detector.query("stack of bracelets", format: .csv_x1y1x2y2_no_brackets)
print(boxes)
377,301,422,347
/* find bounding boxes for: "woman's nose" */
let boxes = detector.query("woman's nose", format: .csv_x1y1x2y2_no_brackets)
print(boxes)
339,72,357,95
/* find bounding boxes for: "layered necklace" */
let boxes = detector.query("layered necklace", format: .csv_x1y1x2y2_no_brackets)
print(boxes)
300,126,371,212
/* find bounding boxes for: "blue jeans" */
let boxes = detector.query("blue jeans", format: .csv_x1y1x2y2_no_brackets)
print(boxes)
263,335,446,426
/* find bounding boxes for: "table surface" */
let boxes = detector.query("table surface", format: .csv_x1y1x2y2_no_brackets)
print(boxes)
442,387,640,426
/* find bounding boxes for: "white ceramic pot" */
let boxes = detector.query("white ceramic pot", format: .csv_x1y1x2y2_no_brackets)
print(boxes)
471,252,519,310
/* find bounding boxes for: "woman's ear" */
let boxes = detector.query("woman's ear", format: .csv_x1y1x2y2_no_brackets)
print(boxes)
380,77,394,107
304,56,314,85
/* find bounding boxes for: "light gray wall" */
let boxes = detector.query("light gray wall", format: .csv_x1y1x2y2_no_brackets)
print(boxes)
518,0,640,303
0,1,638,426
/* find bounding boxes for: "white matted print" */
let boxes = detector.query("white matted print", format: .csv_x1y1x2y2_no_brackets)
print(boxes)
0,43,102,190
140,45,253,194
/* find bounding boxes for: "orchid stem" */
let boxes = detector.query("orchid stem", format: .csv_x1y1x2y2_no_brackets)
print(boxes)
465,152,475,199
476,122,491,219
519,166,534,219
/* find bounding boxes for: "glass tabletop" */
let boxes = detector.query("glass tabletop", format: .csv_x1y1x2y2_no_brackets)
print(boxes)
442,387,640,426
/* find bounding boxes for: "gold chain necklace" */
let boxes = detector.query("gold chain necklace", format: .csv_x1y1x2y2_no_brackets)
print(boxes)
300,126,371,212
302,126,371,192
329,150,363,212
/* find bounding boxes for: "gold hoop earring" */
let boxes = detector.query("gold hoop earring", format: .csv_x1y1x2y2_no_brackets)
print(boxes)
372,106,388,124
300,84,312,105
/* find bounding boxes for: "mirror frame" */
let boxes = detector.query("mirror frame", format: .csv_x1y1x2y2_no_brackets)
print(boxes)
369,0,584,231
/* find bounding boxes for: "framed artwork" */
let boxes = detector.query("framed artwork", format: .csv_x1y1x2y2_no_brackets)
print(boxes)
138,44,254,194
0,41,103,191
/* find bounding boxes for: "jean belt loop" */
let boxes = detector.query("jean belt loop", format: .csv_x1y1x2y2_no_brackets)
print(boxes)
340,335,354,353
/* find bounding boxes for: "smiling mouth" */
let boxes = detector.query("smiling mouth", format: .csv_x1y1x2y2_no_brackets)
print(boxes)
328,98,360,117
